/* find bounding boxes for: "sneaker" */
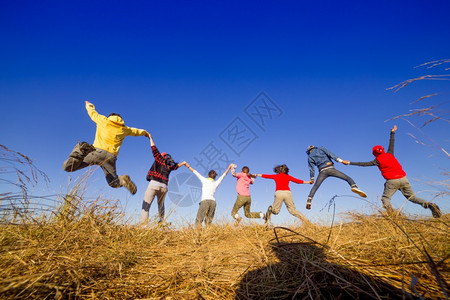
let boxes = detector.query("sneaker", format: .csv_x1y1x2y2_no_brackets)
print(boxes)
234,214,242,226
351,186,367,198
79,142,96,156
260,212,265,219
428,203,442,218
120,175,137,195
306,197,312,210
264,206,272,225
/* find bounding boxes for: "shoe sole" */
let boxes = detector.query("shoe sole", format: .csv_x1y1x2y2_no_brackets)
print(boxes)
351,188,367,198
306,202,311,210
264,206,272,224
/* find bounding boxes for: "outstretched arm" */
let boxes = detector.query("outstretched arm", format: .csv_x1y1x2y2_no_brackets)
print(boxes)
177,161,187,168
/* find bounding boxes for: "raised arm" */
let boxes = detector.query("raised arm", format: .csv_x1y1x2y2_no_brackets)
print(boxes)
215,164,233,186
149,134,156,147
230,164,238,178
85,101,106,124
387,125,397,155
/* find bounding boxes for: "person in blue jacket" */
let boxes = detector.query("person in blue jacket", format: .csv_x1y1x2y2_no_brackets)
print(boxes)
305,145,367,209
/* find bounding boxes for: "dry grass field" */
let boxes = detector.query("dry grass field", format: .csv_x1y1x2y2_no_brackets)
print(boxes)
1,144,448,299
0,192,448,299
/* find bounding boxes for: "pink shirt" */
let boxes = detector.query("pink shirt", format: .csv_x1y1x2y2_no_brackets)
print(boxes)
232,171,255,196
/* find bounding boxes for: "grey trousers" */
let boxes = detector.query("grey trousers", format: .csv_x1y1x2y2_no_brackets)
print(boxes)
62,144,120,188
308,167,355,199
272,190,310,224
141,181,168,224
196,200,216,226
381,176,429,210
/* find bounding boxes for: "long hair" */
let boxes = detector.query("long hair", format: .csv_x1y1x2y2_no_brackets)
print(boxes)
274,164,289,174
242,166,256,178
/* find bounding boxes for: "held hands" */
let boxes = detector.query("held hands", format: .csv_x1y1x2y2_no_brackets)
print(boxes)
391,125,397,132
305,180,314,184
342,160,350,165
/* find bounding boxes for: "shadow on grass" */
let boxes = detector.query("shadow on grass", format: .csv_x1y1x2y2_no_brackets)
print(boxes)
235,241,420,300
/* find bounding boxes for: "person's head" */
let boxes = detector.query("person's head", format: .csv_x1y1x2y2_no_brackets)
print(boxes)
208,170,217,179
108,113,123,119
274,164,289,174
242,166,250,174
372,145,385,157
161,152,176,166
306,145,316,155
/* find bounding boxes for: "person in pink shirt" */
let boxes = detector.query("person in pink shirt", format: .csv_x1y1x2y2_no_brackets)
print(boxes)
231,164,265,225
256,164,312,225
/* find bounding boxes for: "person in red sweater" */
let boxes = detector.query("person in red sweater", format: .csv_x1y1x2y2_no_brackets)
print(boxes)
256,164,312,225
343,125,441,218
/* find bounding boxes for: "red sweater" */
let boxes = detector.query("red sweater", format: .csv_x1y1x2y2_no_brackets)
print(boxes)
261,173,304,191
376,153,406,180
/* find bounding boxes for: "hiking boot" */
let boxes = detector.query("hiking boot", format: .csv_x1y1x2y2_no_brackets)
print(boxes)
119,175,137,195
351,185,367,198
428,203,442,218
259,212,265,219
264,206,272,225
79,142,96,156
306,197,312,210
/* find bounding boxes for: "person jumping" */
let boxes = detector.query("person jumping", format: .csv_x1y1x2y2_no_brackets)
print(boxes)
343,125,441,218
63,101,149,194
305,145,367,209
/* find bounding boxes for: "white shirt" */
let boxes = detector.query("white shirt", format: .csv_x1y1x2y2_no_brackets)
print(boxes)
192,169,228,201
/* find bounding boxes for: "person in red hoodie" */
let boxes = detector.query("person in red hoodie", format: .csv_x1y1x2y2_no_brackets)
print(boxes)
256,164,312,225
343,125,441,218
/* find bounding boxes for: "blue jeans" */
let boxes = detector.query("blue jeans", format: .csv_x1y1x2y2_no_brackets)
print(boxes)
308,167,355,199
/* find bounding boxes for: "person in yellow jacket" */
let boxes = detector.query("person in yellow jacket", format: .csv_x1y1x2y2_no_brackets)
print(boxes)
63,101,150,194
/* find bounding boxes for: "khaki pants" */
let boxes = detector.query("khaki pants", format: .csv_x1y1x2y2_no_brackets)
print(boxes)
231,195,261,219
141,181,168,224
272,190,310,224
196,200,216,226
381,176,429,211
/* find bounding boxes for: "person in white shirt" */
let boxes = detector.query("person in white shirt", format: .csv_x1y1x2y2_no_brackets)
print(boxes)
184,162,233,227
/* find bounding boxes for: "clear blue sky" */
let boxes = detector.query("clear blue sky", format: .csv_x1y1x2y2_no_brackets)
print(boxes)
1,0,449,226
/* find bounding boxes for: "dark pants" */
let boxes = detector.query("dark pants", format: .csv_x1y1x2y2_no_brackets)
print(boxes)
62,143,120,188
196,200,216,226
308,167,355,199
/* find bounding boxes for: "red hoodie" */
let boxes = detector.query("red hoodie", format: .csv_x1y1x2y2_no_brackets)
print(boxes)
373,145,406,180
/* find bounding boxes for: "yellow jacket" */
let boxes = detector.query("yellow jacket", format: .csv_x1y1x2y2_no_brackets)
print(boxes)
86,103,147,155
